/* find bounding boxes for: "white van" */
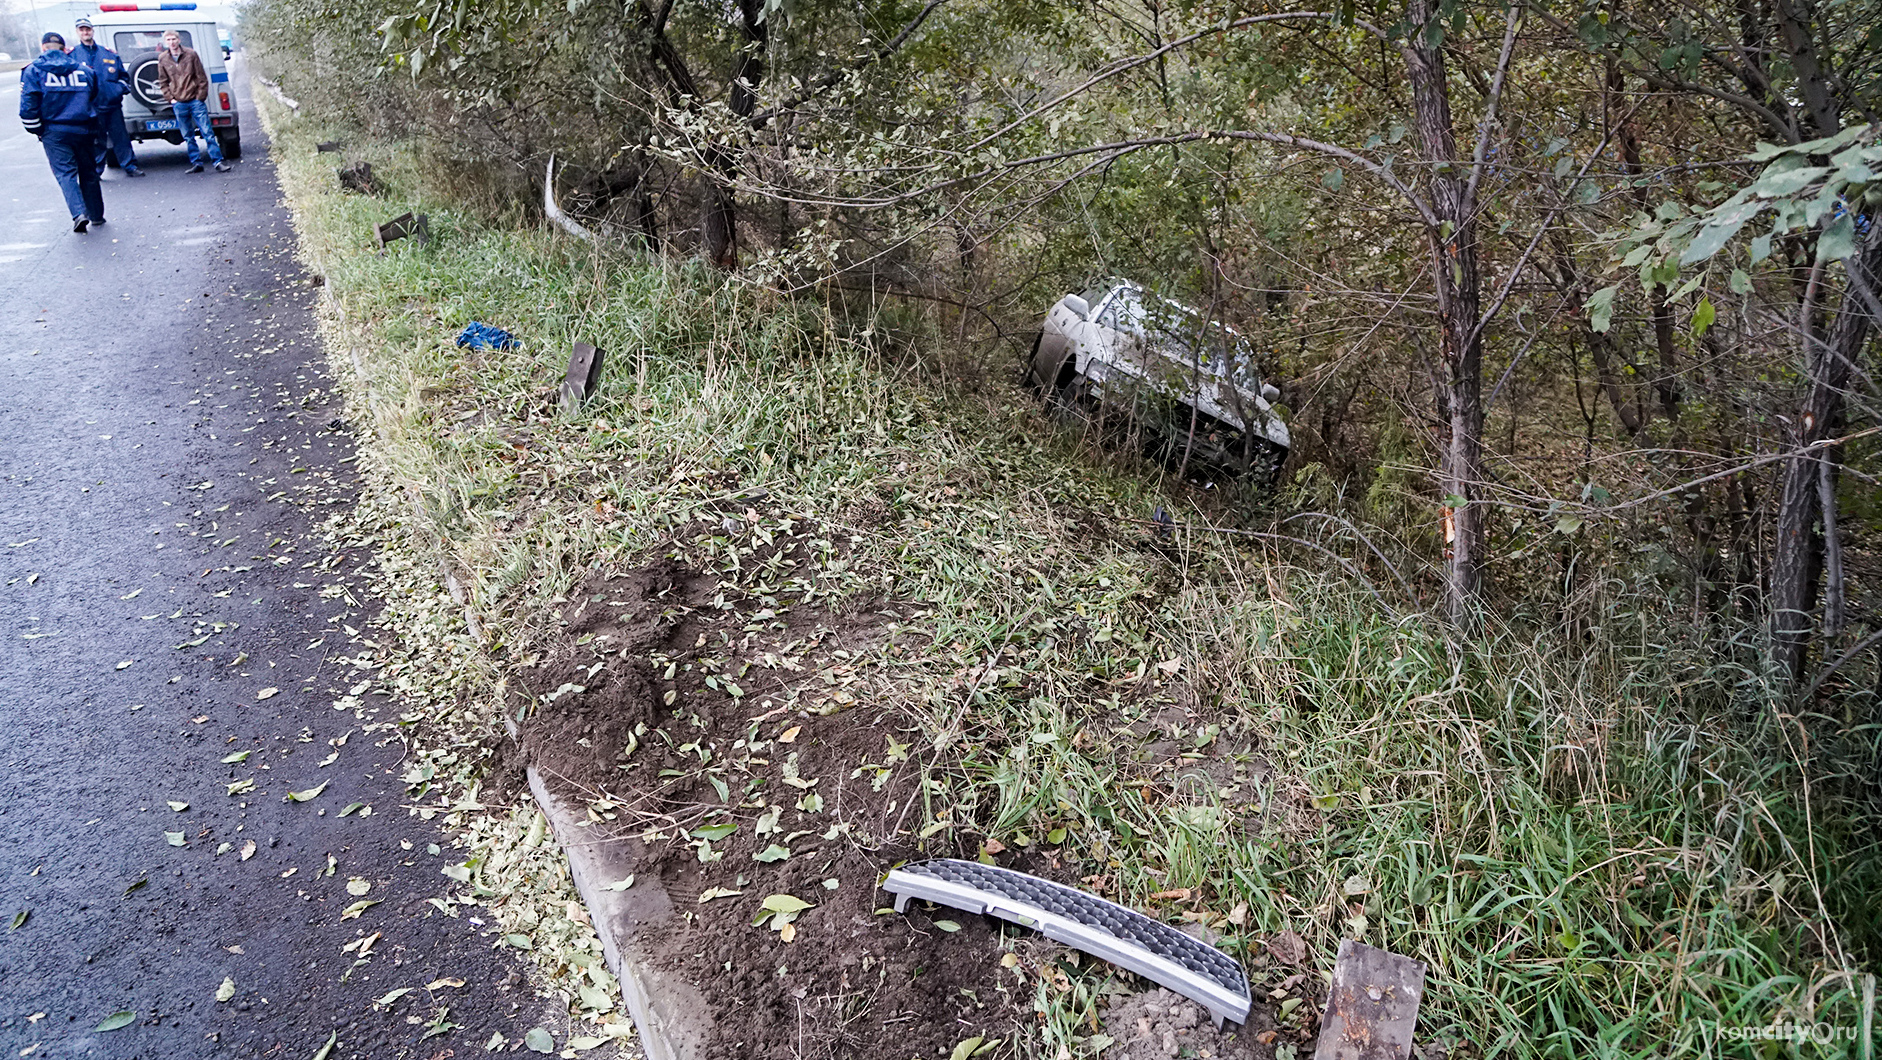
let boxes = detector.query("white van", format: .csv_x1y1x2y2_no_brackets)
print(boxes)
93,5,241,159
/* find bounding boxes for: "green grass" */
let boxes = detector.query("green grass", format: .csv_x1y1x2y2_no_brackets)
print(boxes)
260,98,1880,1058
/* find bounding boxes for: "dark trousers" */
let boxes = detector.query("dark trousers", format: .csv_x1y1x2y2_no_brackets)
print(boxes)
93,105,138,174
41,123,106,223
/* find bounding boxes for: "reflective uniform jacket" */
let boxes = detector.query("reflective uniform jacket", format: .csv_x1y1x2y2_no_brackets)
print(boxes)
19,48,97,137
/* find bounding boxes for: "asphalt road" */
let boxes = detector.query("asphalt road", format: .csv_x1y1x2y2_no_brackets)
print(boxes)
0,60,573,1058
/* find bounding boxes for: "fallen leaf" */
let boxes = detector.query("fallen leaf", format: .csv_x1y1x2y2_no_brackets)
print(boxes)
10,909,28,931
779,921,798,942
698,886,743,903
754,843,791,863
1150,888,1191,901
284,780,329,803
239,840,257,861
220,750,251,764
337,802,366,817
123,879,148,897
1343,874,1372,896
311,1030,337,1060
523,1027,554,1053
339,899,380,920
256,687,279,700
226,778,255,796
95,1012,135,1032
566,1036,608,1051
167,801,188,812
949,1036,984,1060
602,875,635,891
982,837,1006,855
933,919,962,932
215,977,236,1003
1267,929,1307,966
115,660,134,670
692,823,737,840
505,933,533,950
345,877,370,896
373,987,411,1007
425,977,466,991
777,725,801,743
164,831,186,847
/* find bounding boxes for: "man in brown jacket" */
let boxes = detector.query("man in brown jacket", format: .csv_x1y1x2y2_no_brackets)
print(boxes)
156,29,228,173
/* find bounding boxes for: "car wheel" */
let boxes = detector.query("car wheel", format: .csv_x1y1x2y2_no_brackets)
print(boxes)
129,56,168,110
217,131,242,160
1045,375,1099,432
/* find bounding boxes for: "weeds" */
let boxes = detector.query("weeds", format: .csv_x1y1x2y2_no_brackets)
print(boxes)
262,100,1879,1058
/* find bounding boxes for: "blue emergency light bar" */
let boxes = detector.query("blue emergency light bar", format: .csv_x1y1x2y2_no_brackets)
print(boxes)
97,4,199,10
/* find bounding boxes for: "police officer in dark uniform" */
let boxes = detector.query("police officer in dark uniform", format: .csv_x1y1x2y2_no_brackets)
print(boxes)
69,16,145,178
19,32,107,232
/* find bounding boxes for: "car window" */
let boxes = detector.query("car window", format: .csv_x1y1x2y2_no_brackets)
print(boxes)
117,30,192,51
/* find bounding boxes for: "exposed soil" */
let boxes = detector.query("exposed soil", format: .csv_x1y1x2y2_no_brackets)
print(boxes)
1102,989,1272,1060
516,537,1030,1059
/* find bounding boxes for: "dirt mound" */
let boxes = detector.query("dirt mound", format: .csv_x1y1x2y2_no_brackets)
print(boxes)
517,548,1027,1059
1102,988,1275,1060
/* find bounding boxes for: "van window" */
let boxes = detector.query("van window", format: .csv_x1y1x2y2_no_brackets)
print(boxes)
116,30,192,52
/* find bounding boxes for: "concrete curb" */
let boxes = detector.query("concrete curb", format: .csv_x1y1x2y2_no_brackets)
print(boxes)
523,764,713,1060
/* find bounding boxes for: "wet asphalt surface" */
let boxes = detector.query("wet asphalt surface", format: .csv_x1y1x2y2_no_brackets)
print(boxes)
0,62,567,1058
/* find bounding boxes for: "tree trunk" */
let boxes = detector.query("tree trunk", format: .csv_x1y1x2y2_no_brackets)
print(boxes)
1404,3,1487,625
1771,224,1882,679
700,1,768,271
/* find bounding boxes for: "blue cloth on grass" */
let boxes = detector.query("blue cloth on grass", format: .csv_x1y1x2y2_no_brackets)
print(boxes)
456,322,518,350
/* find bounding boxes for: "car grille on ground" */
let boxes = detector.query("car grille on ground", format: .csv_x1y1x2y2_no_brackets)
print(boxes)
883,858,1251,1025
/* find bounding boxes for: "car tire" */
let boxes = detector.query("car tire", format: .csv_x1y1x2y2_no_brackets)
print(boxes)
128,56,168,110
218,131,242,160
1045,375,1099,432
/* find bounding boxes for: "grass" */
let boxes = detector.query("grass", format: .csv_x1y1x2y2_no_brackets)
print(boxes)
258,96,1879,1059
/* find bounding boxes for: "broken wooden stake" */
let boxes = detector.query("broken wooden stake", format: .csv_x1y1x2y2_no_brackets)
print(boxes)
559,342,606,415
374,212,429,249
1312,940,1427,1060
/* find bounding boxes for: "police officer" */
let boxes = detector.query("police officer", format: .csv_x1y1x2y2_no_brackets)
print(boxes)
19,32,107,232
69,16,145,178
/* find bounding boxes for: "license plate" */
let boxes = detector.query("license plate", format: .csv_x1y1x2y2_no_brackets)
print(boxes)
144,119,178,131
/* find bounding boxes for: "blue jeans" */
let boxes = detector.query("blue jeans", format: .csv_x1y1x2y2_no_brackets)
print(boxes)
40,123,106,222
94,104,139,174
171,99,224,166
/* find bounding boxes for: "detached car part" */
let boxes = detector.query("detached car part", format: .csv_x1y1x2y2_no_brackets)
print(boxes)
883,859,1251,1026
1026,281,1289,483
1313,939,1427,1060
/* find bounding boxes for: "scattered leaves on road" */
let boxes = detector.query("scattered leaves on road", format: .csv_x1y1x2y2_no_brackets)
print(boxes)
215,977,236,1003
95,1012,135,1032
256,687,279,700
284,780,329,802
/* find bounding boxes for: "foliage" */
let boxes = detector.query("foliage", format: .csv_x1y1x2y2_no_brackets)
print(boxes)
257,91,1881,1056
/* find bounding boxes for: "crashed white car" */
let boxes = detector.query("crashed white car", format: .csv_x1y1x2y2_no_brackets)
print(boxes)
1025,282,1290,482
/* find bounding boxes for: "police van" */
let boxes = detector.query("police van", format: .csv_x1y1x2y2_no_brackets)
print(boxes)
92,3,241,159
